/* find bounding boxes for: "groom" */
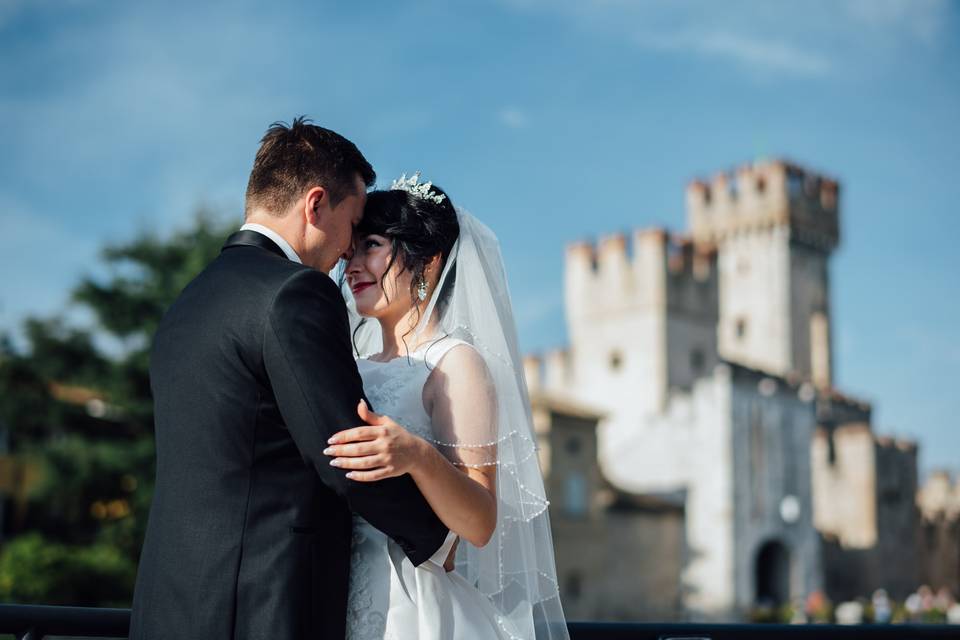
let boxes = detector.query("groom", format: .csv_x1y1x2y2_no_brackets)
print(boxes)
129,118,448,639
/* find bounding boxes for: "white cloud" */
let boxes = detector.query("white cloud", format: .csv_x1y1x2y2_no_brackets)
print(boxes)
636,30,831,77
498,107,530,129
845,0,949,45
497,0,952,77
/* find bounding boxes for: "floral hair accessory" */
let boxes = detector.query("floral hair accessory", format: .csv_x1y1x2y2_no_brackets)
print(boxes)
389,171,447,205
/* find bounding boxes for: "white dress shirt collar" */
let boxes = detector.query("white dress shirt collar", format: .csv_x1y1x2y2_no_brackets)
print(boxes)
239,223,302,264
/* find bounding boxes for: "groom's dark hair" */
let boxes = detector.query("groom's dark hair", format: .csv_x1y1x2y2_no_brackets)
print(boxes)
245,116,375,217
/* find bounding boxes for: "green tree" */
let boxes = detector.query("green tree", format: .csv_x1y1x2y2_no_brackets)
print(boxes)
0,210,237,605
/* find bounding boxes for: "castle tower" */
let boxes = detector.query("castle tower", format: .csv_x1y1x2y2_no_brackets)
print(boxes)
563,229,718,416
686,160,840,388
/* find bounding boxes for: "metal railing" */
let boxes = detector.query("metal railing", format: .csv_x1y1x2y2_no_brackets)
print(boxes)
1,605,959,639
567,621,960,639
0,605,129,639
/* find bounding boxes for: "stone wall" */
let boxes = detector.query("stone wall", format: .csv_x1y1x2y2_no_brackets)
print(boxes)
918,472,960,594
728,365,823,613
812,424,922,600
812,423,879,548
531,394,687,622
873,437,921,597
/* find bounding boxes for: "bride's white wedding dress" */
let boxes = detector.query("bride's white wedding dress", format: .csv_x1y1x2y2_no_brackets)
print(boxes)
346,337,518,640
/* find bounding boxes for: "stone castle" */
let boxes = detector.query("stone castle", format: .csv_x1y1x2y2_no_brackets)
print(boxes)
524,159,955,620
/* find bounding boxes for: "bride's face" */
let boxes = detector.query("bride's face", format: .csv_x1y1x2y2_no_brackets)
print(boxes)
346,233,416,319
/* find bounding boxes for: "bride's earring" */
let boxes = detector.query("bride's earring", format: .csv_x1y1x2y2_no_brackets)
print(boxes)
417,278,429,302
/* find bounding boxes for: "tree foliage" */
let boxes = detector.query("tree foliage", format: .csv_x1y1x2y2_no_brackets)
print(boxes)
0,210,236,605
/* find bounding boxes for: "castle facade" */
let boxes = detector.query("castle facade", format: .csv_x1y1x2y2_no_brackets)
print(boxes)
526,159,929,620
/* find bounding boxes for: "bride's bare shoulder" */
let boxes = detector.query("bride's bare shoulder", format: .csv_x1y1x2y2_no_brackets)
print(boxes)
423,340,493,404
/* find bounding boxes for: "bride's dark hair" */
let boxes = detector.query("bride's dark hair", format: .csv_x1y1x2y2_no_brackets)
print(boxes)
349,185,460,355
357,186,459,306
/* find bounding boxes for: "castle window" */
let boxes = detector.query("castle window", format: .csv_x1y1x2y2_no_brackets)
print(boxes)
609,350,623,371
736,318,748,340
756,176,766,194
787,171,803,198
564,472,588,517
690,348,705,373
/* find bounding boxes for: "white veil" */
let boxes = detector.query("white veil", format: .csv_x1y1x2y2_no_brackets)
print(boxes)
341,209,569,640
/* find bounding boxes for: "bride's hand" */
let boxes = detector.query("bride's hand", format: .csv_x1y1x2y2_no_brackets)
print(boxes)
323,400,429,481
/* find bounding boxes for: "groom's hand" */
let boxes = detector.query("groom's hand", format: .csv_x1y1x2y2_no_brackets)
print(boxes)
323,400,429,482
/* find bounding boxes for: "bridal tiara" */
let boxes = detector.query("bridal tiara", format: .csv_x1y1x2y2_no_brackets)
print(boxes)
389,171,447,205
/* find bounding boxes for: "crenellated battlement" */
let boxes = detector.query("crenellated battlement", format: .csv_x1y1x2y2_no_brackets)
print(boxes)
875,435,918,454
816,387,873,427
666,235,716,282
687,159,840,252
563,227,720,415
523,349,573,394
567,227,714,291
918,471,960,521
565,228,719,329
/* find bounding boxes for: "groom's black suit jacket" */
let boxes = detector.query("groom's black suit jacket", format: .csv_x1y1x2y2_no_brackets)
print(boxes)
129,231,448,640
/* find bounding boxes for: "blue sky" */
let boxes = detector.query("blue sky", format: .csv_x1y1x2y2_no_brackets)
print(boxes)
1,0,957,474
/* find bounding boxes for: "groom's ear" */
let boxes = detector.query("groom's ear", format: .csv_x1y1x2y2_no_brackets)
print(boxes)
304,186,327,225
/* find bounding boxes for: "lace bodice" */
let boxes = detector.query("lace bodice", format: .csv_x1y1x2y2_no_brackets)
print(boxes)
355,337,467,441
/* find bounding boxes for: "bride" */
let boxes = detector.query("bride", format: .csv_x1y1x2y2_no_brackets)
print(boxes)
324,173,569,639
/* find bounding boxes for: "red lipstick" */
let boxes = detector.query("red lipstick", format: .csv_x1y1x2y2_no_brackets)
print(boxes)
351,282,375,295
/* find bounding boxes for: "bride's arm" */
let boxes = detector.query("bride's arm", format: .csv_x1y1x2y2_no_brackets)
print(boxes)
414,345,498,548
325,346,498,549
